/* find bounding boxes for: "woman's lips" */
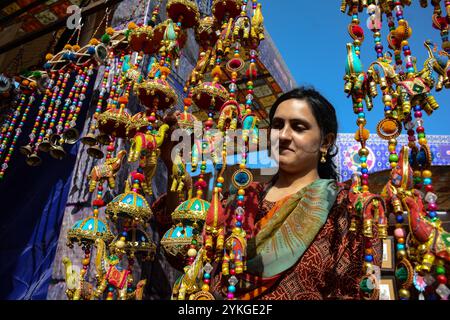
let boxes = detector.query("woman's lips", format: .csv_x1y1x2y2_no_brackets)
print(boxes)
279,146,295,153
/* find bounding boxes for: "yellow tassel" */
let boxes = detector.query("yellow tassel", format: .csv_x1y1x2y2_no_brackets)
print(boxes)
64,44,72,50
45,53,54,61
128,22,137,30
72,44,80,51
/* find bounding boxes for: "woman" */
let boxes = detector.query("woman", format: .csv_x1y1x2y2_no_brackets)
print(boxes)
154,87,382,300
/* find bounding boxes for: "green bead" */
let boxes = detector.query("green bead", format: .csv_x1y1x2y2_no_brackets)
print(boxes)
418,133,425,139
395,266,408,282
200,165,206,170
389,154,399,162
436,266,445,275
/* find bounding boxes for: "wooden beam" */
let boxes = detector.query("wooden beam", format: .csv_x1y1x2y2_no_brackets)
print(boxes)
0,0,121,55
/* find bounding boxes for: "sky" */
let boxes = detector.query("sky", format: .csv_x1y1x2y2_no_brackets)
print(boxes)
259,0,450,135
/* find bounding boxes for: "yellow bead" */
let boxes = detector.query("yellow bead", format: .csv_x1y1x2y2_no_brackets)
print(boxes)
422,170,432,178
239,163,246,169
201,284,210,291
418,138,427,145
413,170,421,178
217,177,224,183
362,185,369,192
361,163,368,169
197,190,203,197
238,189,245,196
390,162,397,169
388,145,396,152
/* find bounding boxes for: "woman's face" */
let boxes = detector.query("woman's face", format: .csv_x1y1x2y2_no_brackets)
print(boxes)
270,99,324,175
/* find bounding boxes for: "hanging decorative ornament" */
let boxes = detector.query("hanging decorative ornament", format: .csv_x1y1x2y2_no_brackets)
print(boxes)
167,0,200,29
212,0,243,24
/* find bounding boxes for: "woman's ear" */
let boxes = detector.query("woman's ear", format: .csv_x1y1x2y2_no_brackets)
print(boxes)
320,133,336,153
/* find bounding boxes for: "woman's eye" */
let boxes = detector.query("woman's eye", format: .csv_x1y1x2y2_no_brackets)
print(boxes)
272,121,284,129
294,125,306,132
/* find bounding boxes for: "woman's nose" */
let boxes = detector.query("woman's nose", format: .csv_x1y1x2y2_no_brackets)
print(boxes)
279,125,292,141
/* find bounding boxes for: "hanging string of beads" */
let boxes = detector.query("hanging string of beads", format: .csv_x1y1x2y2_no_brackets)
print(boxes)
0,91,35,179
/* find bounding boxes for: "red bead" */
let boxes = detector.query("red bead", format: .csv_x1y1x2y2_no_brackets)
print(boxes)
437,275,447,284
365,240,372,249
425,185,434,192
416,126,425,133
237,201,243,206
230,269,236,275
204,279,210,284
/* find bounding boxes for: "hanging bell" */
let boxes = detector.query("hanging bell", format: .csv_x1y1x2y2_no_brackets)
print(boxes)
87,145,104,159
19,144,33,156
26,152,42,166
81,132,98,146
50,144,66,160
63,128,79,145
38,137,52,152
96,133,111,145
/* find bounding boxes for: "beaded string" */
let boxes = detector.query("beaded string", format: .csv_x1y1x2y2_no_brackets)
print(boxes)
0,92,35,179
34,71,67,152
25,72,56,150
0,94,27,161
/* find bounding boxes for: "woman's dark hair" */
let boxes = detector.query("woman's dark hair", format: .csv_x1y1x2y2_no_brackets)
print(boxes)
269,86,339,181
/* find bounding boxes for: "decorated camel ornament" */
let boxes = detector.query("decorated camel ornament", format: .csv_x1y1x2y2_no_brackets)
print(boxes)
62,257,94,300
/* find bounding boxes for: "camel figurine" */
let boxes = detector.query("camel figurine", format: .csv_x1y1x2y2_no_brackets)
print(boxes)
128,124,169,163
93,238,147,300
88,150,127,192
170,153,192,200
381,146,450,273
62,257,94,300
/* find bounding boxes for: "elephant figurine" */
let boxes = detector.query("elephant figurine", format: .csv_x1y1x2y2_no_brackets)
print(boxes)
191,135,219,172
88,150,127,192
423,40,450,91
381,146,450,274
128,124,169,163
93,238,147,300
344,43,373,112
251,3,265,44
62,257,94,300
222,227,247,276
233,15,251,41
367,53,399,94
217,100,241,131
171,153,192,200
172,248,206,300
347,174,388,239
242,113,259,145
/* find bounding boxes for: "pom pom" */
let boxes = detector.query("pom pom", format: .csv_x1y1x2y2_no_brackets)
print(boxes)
101,34,111,44
131,172,145,182
106,27,115,35
354,128,370,141
64,44,72,50
183,98,192,106
118,96,128,105
89,38,100,45
43,63,51,69
128,22,137,30
72,44,81,51
45,53,54,61
21,79,30,86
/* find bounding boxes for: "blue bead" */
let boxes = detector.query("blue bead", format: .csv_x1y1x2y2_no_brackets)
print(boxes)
122,231,128,237
358,112,365,118
397,244,405,250
236,221,242,227
428,211,437,218
414,106,422,111
355,46,360,52
384,106,391,112
108,286,115,292
396,215,404,223
365,255,373,262
375,37,381,42
43,63,51,69
361,168,368,174
204,273,211,279
407,67,415,73
246,100,252,104
403,45,410,51
228,285,236,293
87,46,96,55
360,156,367,162
217,183,223,188
237,195,244,201
423,178,432,185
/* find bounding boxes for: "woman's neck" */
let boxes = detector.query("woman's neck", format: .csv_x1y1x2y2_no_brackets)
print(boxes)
274,169,320,192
